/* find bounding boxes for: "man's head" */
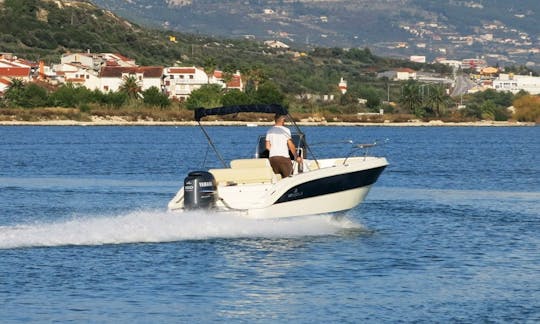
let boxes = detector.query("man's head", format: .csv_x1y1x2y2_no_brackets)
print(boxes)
274,114,286,125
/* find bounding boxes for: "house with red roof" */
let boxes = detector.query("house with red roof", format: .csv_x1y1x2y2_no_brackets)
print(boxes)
395,68,417,80
0,57,32,82
211,70,244,92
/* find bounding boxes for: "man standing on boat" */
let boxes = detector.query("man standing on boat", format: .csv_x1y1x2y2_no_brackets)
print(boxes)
266,114,303,178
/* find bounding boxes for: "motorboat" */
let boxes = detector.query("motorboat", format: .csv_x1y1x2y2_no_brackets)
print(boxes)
168,104,388,219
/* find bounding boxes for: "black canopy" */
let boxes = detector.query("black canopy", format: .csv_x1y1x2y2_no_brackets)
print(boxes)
194,104,288,121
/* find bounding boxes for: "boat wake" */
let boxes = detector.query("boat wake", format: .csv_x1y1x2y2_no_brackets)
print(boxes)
0,210,365,249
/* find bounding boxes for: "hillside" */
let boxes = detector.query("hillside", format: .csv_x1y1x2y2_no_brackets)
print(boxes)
89,0,540,67
0,0,453,100
3,0,537,123
0,0,188,65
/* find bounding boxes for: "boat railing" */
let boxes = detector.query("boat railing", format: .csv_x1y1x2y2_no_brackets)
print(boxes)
342,139,388,165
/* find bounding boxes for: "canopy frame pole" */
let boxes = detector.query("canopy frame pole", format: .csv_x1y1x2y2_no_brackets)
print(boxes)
198,121,227,168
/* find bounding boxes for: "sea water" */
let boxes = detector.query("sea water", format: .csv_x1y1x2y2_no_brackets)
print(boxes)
0,125,538,322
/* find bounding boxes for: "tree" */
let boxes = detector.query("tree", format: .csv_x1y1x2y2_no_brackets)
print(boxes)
340,90,359,105
203,57,217,84
358,86,383,110
185,84,223,110
119,75,141,99
253,81,284,105
243,66,265,92
101,91,128,109
399,80,422,116
49,83,94,108
142,86,170,109
221,71,234,90
4,80,47,108
222,89,251,106
480,100,496,120
426,84,448,117
22,83,48,108
3,79,26,107
513,95,540,122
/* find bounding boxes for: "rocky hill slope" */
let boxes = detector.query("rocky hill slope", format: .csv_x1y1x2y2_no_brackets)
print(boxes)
90,0,540,67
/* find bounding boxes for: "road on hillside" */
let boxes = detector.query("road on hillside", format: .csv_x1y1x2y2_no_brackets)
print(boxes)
451,74,476,97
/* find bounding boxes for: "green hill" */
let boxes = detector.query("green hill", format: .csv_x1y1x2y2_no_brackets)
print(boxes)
0,0,190,65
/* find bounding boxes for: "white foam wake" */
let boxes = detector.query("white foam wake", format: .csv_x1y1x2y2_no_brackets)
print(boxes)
0,210,363,249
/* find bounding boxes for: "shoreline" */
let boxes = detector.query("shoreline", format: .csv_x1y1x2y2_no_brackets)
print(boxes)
0,117,536,127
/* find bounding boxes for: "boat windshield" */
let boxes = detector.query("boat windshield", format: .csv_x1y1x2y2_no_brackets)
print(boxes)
255,134,306,159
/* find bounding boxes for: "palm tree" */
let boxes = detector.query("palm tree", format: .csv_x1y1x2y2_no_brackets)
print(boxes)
399,80,422,116
203,57,217,84
4,79,26,107
243,66,265,92
119,75,141,99
6,78,25,91
426,84,448,117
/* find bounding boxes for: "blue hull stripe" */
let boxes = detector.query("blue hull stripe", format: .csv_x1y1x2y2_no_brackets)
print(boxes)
275,165,386,204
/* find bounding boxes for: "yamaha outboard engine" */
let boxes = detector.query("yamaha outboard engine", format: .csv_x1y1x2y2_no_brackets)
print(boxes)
183,171,217,210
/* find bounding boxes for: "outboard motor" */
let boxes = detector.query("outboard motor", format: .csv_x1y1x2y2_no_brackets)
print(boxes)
183,171,217,210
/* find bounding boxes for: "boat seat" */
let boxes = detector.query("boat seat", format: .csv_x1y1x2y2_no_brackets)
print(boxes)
230,158,271,169
209,167,276,186
334,158,348,166
307,160,320,170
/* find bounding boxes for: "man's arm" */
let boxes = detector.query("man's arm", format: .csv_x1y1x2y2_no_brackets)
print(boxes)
287,139,302,160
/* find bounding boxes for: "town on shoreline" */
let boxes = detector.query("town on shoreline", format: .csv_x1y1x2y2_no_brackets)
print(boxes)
0,117,535,127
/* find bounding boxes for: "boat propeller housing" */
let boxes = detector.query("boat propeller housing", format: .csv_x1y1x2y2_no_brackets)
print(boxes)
183,171,217,209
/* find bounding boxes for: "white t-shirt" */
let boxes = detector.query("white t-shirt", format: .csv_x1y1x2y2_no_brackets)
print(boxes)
266,126,291,158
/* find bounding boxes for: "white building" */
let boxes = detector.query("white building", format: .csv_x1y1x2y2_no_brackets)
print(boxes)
436,59,462,70
492,73,540,94
162,66,209,100
264,40,289,49
395,68,417,80
61,52,137,71
52,63,98,87
410,55,426,63
61,53,95,69
99,66,163,93
377,68,417,81
338,77,347,94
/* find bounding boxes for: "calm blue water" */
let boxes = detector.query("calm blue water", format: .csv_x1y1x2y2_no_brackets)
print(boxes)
0,125,539,323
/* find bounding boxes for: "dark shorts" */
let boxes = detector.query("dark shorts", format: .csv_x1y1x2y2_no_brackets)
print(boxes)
269,156,292,178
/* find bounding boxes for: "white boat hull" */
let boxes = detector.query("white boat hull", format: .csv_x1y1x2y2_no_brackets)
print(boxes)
169,156,387,219
244,185,373,219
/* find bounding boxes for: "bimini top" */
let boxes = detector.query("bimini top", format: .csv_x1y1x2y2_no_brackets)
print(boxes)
194,104,288,122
